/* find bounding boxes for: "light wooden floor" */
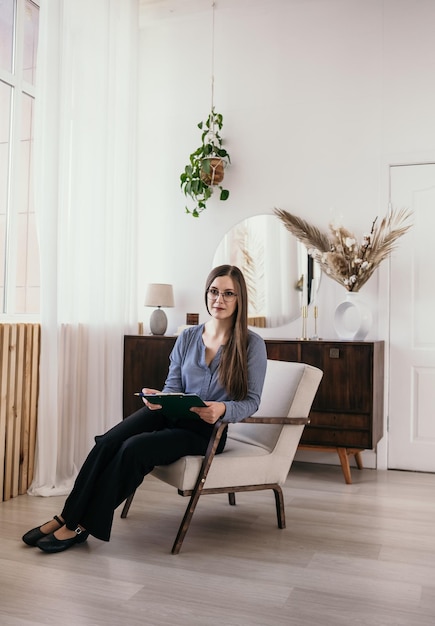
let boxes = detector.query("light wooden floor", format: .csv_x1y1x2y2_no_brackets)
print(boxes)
1,462,435,626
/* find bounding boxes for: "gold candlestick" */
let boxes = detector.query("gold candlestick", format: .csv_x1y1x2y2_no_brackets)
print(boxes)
299,305,308,340
310,305,321,340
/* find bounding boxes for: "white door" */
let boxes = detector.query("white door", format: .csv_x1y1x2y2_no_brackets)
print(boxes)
388,163,435,471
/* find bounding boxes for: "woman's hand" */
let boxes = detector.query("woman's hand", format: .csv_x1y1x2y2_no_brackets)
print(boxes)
190,401,226,424
141,388,162,410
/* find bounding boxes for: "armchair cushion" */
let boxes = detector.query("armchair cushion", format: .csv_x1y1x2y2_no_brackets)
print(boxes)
152,426,305,491
228,359,307,451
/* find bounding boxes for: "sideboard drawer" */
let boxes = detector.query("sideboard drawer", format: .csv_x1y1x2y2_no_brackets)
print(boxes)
308,412,371,430
301,427,373,449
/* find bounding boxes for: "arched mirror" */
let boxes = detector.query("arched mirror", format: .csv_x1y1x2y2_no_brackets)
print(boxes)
213,214,321,328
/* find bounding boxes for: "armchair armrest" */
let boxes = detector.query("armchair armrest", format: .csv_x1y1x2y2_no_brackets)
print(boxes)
200,415,309,471
238,416,310,425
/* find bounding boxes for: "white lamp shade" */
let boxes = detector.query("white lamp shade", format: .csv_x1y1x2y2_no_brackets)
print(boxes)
144,283,174,308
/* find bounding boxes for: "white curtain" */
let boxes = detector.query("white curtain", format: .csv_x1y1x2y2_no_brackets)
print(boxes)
29,0,139,495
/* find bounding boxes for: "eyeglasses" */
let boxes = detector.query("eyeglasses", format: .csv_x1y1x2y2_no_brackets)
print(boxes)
207,288,238,302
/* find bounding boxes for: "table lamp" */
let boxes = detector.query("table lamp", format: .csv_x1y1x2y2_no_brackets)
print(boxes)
145,283,174,335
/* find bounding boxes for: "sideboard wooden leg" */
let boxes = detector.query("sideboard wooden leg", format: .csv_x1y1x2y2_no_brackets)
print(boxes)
354,451,364,470
336,447,353,484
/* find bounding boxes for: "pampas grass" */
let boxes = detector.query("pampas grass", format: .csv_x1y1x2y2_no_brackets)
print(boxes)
274,208,413,292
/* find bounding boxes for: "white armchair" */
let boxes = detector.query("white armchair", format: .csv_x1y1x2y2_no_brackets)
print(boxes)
121,359,323,554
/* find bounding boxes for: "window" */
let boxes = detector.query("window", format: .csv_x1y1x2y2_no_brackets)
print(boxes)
0,0,40,315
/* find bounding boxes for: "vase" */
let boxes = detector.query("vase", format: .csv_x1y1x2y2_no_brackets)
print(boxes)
333,291,372,340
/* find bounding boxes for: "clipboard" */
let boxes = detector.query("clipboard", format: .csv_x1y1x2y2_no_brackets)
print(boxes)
134,392,207,419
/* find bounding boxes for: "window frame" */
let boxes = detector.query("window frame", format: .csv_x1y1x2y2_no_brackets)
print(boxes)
0,0,40,319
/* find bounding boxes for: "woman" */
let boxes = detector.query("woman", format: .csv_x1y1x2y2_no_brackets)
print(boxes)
23,265,267,553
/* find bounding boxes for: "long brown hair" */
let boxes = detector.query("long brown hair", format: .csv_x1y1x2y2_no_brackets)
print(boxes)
204,265,249,400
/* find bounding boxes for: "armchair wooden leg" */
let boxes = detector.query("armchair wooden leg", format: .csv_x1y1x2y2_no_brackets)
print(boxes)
171,420,227,554
121,491,136,518
273,486,286,529
228,492,236,506
171,487,203,554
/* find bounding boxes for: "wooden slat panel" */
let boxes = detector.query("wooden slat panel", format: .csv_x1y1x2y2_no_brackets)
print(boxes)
27,324,40,490
4,324,17,501
0,324,40,501
19,325,32,494
0,326,9,499
11,324,26,498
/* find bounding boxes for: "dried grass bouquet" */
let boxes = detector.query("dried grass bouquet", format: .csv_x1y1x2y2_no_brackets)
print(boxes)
274,207,413,292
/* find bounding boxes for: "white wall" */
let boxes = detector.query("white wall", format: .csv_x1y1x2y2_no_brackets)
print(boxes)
137,0,435,343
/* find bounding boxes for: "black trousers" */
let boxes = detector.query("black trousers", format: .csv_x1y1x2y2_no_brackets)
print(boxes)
60,407,226,541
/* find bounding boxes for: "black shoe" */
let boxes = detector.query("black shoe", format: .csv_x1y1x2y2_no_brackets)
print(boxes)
36,527,89,553
22,515,64,546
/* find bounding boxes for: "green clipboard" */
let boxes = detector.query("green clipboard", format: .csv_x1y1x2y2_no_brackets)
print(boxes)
135,392,207,419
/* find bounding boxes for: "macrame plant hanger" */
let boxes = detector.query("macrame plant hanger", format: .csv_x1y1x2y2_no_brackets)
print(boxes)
210,2,216,132
203,1,227,185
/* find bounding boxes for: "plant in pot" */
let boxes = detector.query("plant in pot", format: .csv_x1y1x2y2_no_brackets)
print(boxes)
180,108,231,217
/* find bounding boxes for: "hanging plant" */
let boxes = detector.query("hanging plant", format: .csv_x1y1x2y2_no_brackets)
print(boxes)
180,108,231,217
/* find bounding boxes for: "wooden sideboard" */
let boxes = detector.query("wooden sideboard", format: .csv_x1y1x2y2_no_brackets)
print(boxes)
123,335,384,484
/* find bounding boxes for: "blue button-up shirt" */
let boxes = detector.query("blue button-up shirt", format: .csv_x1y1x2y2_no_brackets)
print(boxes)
162,323,267,423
